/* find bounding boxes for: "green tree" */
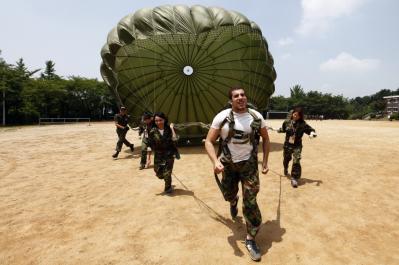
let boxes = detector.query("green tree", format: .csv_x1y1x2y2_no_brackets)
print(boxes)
64,77,116,119
269,95,289,111
41,60,60,80
0,50,8,125
289,84,306,107
0,55,34,124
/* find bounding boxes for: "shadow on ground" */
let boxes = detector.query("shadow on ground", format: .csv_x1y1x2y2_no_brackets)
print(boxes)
280,171,323,187
159,174,249,256
257,175,286,256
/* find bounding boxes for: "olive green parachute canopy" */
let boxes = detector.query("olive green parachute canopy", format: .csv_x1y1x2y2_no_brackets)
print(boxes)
100,5,276,141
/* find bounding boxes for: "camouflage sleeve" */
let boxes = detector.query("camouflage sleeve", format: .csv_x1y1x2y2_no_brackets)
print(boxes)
303,122,315,135
278,120,287,133
138,125,144,136
147,129,155,149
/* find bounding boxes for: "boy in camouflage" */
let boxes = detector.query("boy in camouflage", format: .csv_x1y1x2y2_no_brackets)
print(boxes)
278,107,317,187
112,106,134,158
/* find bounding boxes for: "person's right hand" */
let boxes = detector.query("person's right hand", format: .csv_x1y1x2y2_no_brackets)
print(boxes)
310,131,317,138
214,160,224,174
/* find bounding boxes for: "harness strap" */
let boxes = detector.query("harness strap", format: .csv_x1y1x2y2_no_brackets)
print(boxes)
217,108,261,163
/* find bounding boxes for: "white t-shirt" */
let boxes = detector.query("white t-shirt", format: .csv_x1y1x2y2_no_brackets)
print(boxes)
211,108,267,163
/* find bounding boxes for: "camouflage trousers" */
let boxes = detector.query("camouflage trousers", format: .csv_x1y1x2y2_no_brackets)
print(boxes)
140,138,149,166
115,128,132,152
221,156,262,237
154,153,174,191
283,144,302,179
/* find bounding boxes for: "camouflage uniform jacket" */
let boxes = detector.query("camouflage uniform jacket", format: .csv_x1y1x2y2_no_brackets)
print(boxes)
278,119,315,147
148,127,176,158
114,113,129,131
138,123,152,140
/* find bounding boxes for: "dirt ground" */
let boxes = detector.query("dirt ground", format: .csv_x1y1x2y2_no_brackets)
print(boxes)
0,120,398,265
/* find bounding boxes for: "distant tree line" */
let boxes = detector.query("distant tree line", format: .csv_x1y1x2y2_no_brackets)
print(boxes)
269,84,399,119
1,51,398,125
0,51,117,125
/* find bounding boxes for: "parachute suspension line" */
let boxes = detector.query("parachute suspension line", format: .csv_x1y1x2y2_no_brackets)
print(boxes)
222,27,236,94
118,47,145,114
248,30,259,104
136,41,151,113
249,30,259,104
237,29,245,99
125,45,142,111
251,29,262,103
152,9,156,113
247,27,253,101
173,7,176,34
254,36,266,105
250,30,261,104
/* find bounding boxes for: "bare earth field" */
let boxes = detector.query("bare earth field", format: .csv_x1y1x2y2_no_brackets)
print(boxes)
0,120,398,265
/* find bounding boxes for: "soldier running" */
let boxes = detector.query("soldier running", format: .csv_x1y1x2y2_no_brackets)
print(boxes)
277,107,317,187
148,112,179,194
205,87,270,261
112,106,134,158
138,112,153,169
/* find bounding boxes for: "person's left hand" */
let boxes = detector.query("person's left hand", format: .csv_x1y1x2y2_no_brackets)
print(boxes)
170,123,174,129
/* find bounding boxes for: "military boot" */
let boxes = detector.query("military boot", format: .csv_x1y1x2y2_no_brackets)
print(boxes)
164,185,173,194
112,151,119,158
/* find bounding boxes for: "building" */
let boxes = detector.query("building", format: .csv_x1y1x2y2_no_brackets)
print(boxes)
384,95,399,114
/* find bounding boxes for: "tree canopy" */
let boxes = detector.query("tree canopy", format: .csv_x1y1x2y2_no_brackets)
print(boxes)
0,52,117,125
0,51,397,125
269,84,399,119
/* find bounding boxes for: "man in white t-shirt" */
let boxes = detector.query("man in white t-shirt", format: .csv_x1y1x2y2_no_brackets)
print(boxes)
205,87,270,261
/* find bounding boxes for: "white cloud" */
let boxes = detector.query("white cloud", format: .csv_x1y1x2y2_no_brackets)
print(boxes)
281,53,292,60
321,83,333,90
277,37,294,46
296,0,367,36
320,52,380,72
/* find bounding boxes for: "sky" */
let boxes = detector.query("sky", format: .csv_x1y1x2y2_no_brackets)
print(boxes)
0,0,398,98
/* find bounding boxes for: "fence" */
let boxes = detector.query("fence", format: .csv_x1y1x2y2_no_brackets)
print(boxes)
266,111,289,119
39,118,91,125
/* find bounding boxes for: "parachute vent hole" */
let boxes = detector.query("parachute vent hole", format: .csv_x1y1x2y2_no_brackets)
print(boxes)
183,66,194,76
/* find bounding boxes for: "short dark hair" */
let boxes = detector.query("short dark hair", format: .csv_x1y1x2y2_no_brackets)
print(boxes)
228,86,245,99
142,111,153,119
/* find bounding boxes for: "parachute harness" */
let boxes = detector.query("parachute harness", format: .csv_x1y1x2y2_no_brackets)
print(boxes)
217,108,261,162
214,108,261,191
